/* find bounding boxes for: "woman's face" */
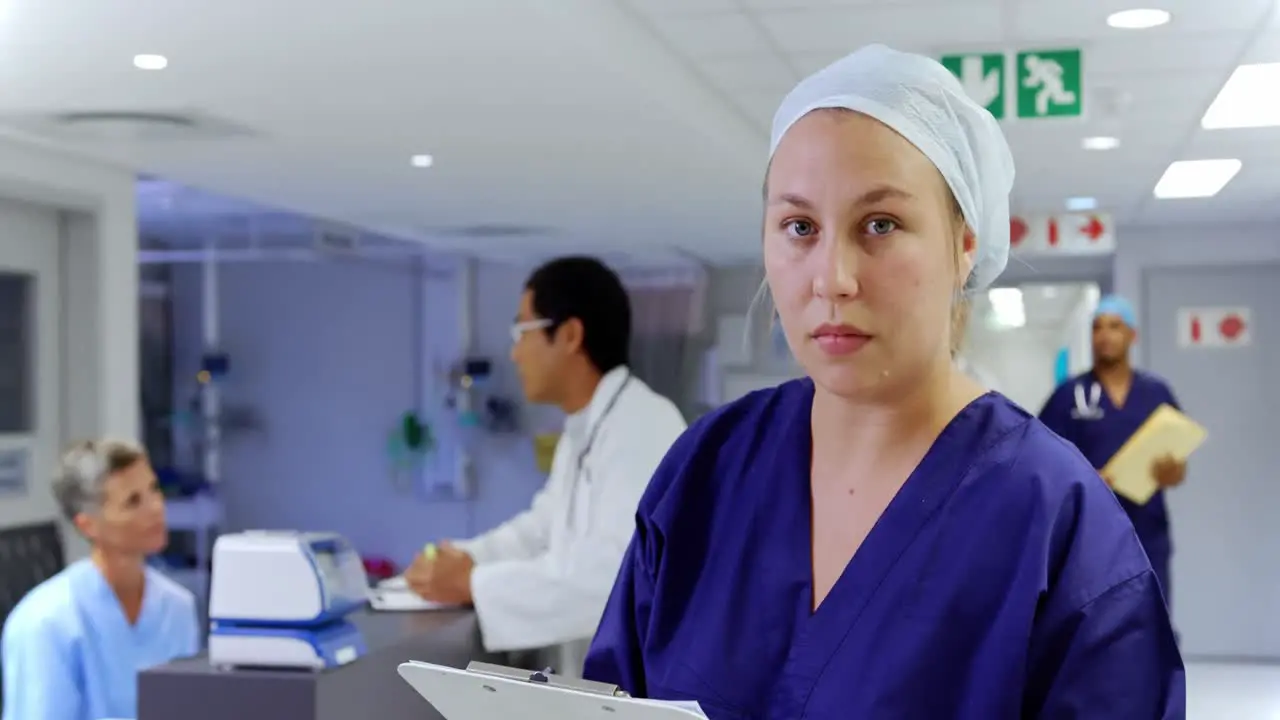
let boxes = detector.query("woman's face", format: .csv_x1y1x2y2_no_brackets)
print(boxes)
763,110,974,398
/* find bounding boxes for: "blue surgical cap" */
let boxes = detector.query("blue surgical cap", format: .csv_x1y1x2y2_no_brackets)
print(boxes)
1094,295,1137,329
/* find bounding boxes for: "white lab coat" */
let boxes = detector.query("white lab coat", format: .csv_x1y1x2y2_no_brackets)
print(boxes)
454,366,687,675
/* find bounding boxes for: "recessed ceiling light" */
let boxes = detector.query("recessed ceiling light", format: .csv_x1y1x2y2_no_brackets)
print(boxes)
1081,136,1120,151
133,54,168,70
1201,63,1280,129
1153,159,1242,199
1106,8,1172,29
410,154,434,168
1065,196,1098,211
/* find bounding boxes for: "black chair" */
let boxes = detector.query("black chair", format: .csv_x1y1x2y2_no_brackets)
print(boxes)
0,521,66,712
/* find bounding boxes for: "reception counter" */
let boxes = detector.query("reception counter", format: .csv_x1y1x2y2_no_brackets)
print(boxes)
138,608,506,720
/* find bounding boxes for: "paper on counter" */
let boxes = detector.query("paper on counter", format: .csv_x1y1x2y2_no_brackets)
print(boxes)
368,587,464,612
1101,403,1207,505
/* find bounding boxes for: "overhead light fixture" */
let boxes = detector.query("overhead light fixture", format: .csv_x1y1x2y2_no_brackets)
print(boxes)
410,154,434,168
1106,8,1172,29
1201,63,1280,129
1081,136,1120,151
1153,159,1242,199
133,54,168,70
987,287,1026,329
1065,196,1098,211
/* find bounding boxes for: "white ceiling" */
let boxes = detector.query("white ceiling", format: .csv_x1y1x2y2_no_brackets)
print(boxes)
1,0,1277,266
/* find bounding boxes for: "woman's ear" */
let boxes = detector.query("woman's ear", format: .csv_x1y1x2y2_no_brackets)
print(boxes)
960,226,977,283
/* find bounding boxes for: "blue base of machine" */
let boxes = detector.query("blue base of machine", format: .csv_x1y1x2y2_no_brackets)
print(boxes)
209,596,368,629
209,618,368,669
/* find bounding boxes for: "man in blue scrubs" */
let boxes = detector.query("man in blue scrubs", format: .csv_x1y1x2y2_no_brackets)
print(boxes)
2,439,199,720
1038,295,1187,607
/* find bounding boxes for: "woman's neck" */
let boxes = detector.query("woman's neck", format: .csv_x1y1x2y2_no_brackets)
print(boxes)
810,358,985,470
91,546,146,599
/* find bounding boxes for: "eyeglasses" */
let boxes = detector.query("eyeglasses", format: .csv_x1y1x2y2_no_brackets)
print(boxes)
510,318,553,344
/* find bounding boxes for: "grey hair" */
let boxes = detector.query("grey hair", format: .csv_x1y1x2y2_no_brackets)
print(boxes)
52,439,147,521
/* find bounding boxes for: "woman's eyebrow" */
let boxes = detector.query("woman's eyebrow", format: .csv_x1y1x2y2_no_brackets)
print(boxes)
767,185,915,209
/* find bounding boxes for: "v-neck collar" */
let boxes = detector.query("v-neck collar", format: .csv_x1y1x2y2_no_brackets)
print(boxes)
75,558,160,634
774,386,1001,709
1088,368,1135,411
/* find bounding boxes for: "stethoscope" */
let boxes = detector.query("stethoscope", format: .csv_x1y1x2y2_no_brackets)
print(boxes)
1071,381,1106,420
565,370,633,530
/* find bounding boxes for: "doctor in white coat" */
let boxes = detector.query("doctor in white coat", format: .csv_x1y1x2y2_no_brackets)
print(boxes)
405,256,687,676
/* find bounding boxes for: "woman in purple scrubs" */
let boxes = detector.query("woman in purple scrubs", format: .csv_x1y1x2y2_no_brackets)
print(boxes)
583,45,1184,718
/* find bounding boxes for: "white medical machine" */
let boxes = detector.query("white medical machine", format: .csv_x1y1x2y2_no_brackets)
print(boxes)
207,531,370,670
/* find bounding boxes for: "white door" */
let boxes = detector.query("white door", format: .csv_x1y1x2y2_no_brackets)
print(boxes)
0,198,63,533
1144,263,1280,659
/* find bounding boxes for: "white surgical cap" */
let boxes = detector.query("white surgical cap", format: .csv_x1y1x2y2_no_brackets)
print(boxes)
769,44,1016,291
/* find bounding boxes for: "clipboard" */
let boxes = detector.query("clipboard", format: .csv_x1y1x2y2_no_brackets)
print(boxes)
398,660,708,719
1101,403,1207,505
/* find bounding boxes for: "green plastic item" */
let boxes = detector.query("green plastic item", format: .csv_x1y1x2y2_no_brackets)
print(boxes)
402,412,426,450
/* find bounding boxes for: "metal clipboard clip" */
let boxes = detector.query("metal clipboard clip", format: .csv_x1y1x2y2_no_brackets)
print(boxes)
464,661,632,698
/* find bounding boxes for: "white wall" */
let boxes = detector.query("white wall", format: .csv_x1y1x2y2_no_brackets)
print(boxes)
0,200,62,539
962,322,1063,412
0,136,138,560
166,257,550,566
1115,223,1280,365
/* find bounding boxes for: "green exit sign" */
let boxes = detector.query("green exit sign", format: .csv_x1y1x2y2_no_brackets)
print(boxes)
1016,49,1083,119
941,48,1084,121
940,52,1006,120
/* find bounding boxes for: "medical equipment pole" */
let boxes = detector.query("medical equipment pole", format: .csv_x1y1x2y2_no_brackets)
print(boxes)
455,258,475,502
201,236,221,486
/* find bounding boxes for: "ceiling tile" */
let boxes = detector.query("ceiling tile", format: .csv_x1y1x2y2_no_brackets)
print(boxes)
1013,0,1273,42
696,54,797,93
741,0,912,7
1243,31,1280,63
642,11,770,58
1091,71,1224,119
623,0,738,14
729,91,786,132
1089,32,1247,74
1187,128,1280,163
754,4,1004,55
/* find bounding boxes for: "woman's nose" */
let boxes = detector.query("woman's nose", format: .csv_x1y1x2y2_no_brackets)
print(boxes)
813,237,859,300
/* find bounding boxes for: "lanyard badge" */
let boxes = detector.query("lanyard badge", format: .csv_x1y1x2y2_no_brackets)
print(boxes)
1071,381,1105,420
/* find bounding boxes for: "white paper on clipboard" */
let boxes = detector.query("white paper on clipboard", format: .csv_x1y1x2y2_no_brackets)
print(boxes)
368,587,463,612
398,661,708,719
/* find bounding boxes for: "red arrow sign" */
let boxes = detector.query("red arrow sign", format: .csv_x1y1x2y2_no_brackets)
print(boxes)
1010,217,1027,247
1219,313,1246,341
1080,215,1106,241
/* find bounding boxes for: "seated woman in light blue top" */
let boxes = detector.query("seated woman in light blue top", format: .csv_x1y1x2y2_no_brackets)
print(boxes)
2,439,199,720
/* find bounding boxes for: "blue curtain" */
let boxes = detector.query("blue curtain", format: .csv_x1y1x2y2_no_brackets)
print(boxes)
1054,346,1070,385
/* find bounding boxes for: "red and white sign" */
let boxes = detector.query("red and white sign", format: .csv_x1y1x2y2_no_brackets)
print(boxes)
1008,212,1115,256
1177,306,1253,348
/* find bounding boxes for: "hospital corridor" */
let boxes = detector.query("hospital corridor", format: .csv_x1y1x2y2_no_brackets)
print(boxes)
0,1,1278,718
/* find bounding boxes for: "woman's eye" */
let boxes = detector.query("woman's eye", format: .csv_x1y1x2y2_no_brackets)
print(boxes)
785,219,816,238
865,218,898,236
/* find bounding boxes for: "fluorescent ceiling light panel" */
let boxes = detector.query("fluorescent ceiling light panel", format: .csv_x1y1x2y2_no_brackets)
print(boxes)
133,54,168,70
1106,8,1171,29
1201,63,1280,129
410,154,434,168
1081,136,1120,151
1153,159,1242,199
1065,196,1097,211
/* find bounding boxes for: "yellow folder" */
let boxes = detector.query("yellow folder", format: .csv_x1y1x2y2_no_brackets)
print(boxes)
1101,403,1207,505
